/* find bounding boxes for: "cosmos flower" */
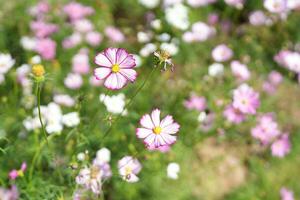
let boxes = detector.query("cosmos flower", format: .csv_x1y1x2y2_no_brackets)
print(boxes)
53,94,75,107
99,93,127,115
249,10,269,26
224,0,245,9
280,187,294,200
72,49,90,74
9,162,27,180
184,95,207,112
136,109,180,149
0,185,19,200
75,166,102,194
223,104,246,124
63,2,94,21
271,134,291,158
64,73,83,90
0,53,15,74
35,38,56,60
139,0,160,8
232,84,260,115
104,26,125,43
167,162,180,179
264,0,287,13
230,60,251,81
62,112,80,127
212,44,233,62
165,3,190,30
118,156,142,183
208,63,224,77
94,48,137,90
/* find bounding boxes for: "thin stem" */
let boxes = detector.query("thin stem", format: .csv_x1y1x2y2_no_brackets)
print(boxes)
100,67,157,144
36,83,48,145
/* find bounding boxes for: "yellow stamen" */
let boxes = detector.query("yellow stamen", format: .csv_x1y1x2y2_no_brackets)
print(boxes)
32,64,45,77
153,126,162,135
111,64,120,73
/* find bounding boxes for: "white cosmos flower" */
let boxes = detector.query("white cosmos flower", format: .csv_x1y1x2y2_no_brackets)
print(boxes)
208,63,224,77
0,53,15,74
139,0,160,8
54,94,75,107
165,3,189,30
95,148,111,164
167,162,180,179
100,93,127,115
140,43,157,57
20,36,37,51
62,112,80,127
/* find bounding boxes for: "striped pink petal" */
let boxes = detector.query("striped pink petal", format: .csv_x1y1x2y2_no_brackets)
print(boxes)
95,53,112,67
160,115,174,128
151,109,161,127
119,68,137,82
94,67,111,80
162,123,180,135
116,48,129,64
136,128,153,139
140,114,155,129
119,54,136,68
104,73,127,90
104,48,117,64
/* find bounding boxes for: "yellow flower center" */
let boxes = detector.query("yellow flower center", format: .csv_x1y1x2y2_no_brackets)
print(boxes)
153,126,162,135
125,166,132,175
32,64,45,77
111,64,120,73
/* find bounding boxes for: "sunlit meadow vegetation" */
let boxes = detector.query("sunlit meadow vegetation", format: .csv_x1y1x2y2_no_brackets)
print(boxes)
0,0,300,199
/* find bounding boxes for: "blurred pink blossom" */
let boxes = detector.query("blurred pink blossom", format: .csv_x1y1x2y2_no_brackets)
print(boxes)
104,26,125,43
184,95,207,112
280,187,294,200
35,38,56,60
63,2,94,21
212,44,233,62
271,134,291,158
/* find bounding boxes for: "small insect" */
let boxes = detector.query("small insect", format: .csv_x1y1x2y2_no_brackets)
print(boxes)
154,50,174,71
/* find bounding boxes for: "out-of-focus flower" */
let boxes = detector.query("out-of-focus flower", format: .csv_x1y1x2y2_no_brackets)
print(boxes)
137,32,152,43
76,166,102,194
0,53,15,74
99,93,127,115
63,32,82,49
20,36,37,51
223,104,246,124
280,187,294,200
136,109,180,149
208,63,224,77
274,50,300,73
160,43,178,56
187,0,216,7
264,0,287,13
118,156,142,183
89,76,103,86
85,31,102,46
164,0,183,7
73,19,93,33
30,21,58,38
95,148,111,164
249,10,268,26
271,134,291,158
230,60,251,81
287,0,300,10
0,185,19,200
233,84,260,115
104,26,125,43
140,43,157,57
63,2,94,21
139,0,160,8
64,73,83,89
72,49,90,74
263,71,283,94
224,0,245,9
94,48,137,90
150,19,162,30
62,112,80,127
251,114,280,144
212,44,233,62
35,38,56,60
167,162,180,179
31,64,45,82
54,94,75,107
9,162,27,180
192,22,216,42
184,95,207,112
199,112,215,132
165,3,189,30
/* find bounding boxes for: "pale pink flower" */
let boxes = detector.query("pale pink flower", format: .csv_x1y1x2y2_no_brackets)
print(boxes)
280,187,294,200
63,2,94,21
251,114,281,144
207,13,219,25
9,162,26,180
30,21,58,38
223,104,246,124
268,71,283,85
230,60,251,81
94,48,137,90
35,38,56,60
85,31,102,46
264,0,287,13
187,0,216,7
72,49,90,74
0,185,19,200
184,95,207,112
104,26,125,43
147,145,171,153
73,19,93,33
233,84,260,115
118,156,142,183
212,44,233,62
62,32,82,49
249,10,268,26
136,109,180,149
225,0,244,9
271,134,291,158
64,73,83,89
54,94,75,107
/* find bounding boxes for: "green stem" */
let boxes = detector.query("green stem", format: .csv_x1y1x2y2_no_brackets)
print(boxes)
36,83,48,145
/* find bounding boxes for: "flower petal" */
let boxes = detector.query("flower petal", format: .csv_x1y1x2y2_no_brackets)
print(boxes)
160,115,174,128
162,123,180,135
94,67,111,80
104,48,117,64
119,54,136,68
119,69,137,82
136,128,153,139
161,133,177,145
140,114,155,129
144,134,156,147
151,109,161,127
95,53,112,67
116,48,129,64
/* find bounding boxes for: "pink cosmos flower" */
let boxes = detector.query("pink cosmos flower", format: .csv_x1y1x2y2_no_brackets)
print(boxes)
94,48,137,90
268,71,283,86
212,44,233,62
148,145,171,153
64,73,83,89
249,10,268,26
230,60,251,81
232,84,260,115
35,38,56,60
9,162,27,180
264,0,287,13
223,104,246,124
63,2,94,21
271,134,291,158
104,26,125,43
72,49,90,74
136,109,180,149
251,113,281,144
0,185,19,200
30,21,58,38
62,33,82,49
85,31,102,46
118,156,142,183
224,0,244,9
280,187,294,200
184,95,207,112
274,50,300,73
